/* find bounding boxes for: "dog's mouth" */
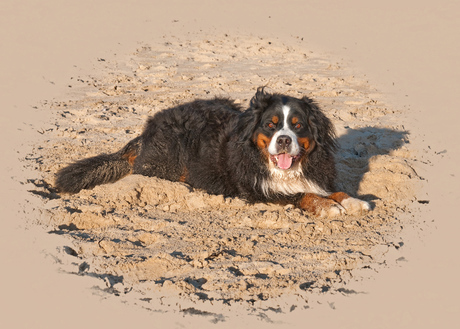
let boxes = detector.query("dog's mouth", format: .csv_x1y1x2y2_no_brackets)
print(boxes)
270,153,299,170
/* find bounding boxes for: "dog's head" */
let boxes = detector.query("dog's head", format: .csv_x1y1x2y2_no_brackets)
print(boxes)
241,87,336,170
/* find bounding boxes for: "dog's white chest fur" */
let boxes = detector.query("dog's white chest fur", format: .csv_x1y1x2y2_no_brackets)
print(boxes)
260,165,328,197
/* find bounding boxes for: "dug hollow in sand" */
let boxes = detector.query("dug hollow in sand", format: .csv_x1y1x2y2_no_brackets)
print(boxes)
55,87,370,217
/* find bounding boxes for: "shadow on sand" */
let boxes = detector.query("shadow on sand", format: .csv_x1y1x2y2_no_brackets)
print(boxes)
334,126,409,199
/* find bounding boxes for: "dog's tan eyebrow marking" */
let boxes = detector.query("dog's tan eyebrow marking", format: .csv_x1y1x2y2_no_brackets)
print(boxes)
271,116,279,124
292,117,299,124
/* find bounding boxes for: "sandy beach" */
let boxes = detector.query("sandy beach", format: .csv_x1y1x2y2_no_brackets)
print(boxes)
1,1,459,328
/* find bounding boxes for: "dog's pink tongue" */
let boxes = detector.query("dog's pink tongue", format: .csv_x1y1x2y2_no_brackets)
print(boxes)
277,154,292,169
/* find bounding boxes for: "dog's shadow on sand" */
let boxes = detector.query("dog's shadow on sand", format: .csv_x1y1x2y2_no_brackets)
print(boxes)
334,126,408,200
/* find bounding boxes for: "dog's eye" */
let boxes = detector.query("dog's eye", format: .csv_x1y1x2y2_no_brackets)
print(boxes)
294,123,302,129
267,122,276,129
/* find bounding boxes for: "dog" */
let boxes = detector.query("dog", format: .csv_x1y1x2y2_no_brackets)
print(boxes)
55,87,370,217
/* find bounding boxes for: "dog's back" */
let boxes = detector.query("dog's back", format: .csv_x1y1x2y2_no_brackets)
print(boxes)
55,97,241,194
133,98,242,192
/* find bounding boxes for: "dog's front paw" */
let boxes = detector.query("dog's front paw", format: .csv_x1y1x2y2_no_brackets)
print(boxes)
299,193,346,218
340,197,371,215
327,192,371,216
317,202,346,218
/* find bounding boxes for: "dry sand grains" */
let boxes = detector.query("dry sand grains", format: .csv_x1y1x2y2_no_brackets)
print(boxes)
24,34,422,312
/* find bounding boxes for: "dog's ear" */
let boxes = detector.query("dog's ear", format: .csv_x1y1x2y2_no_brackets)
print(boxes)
302,96,337,151
237,87,272,142
249,86,271,112
237,111,257,143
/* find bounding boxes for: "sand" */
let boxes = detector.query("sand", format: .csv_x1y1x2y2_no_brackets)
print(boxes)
26,34,420,307
1,1,459,328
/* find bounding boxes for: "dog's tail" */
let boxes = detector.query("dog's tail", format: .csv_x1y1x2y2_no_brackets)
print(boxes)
55,137,142,194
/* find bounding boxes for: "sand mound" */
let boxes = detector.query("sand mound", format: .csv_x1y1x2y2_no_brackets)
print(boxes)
25,34,422,310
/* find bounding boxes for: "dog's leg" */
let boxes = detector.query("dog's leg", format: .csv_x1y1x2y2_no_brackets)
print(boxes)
299,193,345,217
328,192,371,215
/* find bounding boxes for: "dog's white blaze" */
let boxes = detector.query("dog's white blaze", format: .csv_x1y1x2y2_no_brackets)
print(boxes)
260,165,329,197
267,105,300,156
262,105,327,197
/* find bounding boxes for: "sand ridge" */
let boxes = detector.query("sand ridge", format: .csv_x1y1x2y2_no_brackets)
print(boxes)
25,34,422,313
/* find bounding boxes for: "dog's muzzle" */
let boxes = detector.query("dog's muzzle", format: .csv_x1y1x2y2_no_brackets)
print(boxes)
269,135,299,169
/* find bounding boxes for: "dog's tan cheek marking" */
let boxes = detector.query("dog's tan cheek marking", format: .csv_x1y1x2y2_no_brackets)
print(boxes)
255,132,271,149
254,132,272,162
297,136,311,150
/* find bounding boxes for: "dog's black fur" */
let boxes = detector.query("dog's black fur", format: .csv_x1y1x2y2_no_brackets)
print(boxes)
56,88,341,210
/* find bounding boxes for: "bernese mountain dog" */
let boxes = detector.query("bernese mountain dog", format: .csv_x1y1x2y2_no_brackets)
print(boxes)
56,87,370,217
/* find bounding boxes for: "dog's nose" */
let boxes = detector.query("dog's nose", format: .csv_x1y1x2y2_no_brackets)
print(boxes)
276,135,292,149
